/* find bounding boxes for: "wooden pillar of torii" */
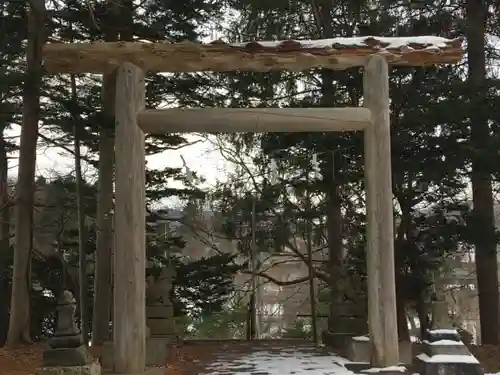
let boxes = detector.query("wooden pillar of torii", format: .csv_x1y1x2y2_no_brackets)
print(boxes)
41,36,463,374
113,62,147,373
363,55,399,366
110,56,398,371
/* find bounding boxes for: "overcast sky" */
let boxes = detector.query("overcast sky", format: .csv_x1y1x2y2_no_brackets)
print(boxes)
6,127,229,193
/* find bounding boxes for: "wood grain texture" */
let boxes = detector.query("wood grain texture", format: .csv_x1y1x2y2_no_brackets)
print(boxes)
363,55,399,367
137,107,372,133
113,62,146,374
364,118,383,364
42,36,464,73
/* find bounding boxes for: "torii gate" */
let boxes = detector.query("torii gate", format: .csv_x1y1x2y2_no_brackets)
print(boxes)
42,36,463,374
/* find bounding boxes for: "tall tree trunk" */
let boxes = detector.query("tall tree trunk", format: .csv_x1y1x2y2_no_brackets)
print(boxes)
306,194,318,345
71,74,89,346
0,137,10,253
312,2,346,334
396,203,411,341
0,135,10,346
396,278,409,341
92,76,115,345
7,0,45,346
92,83,116,342
326,161,343,330
466,0,499,345
92,1,119,346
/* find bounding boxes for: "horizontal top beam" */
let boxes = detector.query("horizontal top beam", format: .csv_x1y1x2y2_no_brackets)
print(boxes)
43,36,464,74
137,107,372,133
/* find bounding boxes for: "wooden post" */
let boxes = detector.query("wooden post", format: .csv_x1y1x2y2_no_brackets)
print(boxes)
363,55,399,367
363,94,383,363
113,62,146,374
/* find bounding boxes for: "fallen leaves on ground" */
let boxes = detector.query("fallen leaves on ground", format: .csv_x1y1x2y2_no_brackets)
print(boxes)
469,345,500,373
164,341,230,375
3,340,500,375
0,343,46,375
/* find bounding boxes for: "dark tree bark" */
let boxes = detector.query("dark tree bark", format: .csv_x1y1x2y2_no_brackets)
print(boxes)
92,1,119,346
0,138,10,254
466,0,499,345
71,73,89,345
7,0,45,346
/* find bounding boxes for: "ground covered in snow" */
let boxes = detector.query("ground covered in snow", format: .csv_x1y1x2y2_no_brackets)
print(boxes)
197,341,352,375
2,339,500,375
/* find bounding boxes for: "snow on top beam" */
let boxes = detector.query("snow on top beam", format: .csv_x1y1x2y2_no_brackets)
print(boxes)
43,36,463,74
137,107,372,133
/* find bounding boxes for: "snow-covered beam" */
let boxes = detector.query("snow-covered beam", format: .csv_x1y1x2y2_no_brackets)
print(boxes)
42,36,463,73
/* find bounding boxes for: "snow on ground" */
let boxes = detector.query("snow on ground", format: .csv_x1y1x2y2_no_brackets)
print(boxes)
200,346,355,375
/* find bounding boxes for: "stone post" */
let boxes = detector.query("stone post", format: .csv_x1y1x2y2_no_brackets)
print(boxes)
431,291,451,330
431,274,451,330
146,266,177,338
37,290,101,375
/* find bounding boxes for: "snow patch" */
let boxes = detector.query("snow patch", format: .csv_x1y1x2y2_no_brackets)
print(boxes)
228,36,460,52
428,329,459,335
363,366,407,373
423,339,464,345
353,335,370,341
417,353,479,364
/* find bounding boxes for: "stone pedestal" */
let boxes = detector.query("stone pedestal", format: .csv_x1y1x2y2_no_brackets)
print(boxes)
142,266,178,367
38,361,101,375
346,336,412,365
146,305,177,337
37,291,101,375
43,346,94,367
146,267,177,338
415,329,483,375
322,300,368,350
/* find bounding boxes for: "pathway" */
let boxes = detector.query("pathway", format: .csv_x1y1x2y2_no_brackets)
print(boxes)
170,340,354,375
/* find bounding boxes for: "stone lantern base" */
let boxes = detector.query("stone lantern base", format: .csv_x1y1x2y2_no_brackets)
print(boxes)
414,328,483,375
146,304,177,338
37,361,101,375
37,346,101,375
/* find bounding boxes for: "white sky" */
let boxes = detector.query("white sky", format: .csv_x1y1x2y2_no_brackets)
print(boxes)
7,126,229,192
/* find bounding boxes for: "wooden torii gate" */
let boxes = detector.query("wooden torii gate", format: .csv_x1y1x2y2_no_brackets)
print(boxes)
42,36,463,374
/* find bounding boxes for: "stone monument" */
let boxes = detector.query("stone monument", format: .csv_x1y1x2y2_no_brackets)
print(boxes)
145,266,178,366
430,279,452,329
415,284,482,375
101,266,178,368
146,266,177,337
322,273,369,351
37,290,100,375
415,328,483,375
